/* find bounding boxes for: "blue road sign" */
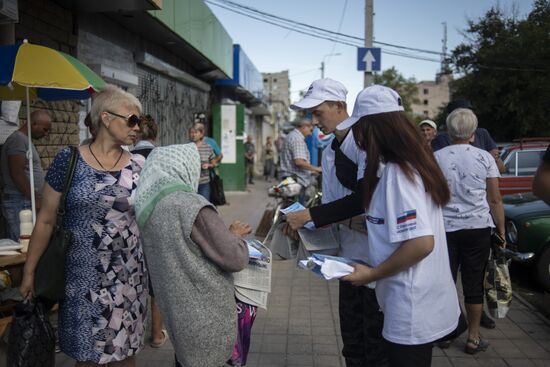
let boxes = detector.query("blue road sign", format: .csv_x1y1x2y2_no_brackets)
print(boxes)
357,47,381,72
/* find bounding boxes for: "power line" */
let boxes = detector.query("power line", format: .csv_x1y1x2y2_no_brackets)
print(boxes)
326,0,348,64
207,0,550,72
205,0,362,48
207,0,445,57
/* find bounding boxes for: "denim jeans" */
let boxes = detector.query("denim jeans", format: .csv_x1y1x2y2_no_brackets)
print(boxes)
197,182,211,202
1,192,31,241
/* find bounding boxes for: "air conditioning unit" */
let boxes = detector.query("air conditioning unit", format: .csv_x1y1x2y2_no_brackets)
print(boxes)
0,0,18,24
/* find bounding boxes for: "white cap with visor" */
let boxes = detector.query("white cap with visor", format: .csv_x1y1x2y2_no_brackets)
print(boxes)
337,85,404,130
290,78,348,110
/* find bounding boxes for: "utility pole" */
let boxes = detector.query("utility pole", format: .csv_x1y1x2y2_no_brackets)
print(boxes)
320,61,325,79
364,0,374,87
441,22,449,73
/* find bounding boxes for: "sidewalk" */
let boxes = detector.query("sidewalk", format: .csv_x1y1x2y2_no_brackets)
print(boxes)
55,179,550,367
220,180,550,367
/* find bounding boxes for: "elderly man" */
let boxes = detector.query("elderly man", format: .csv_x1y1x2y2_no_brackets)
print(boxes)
279,118,321,203
0,110,51,241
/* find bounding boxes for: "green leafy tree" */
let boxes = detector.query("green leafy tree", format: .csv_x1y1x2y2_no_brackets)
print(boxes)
451,0,550,140
374,67,420,113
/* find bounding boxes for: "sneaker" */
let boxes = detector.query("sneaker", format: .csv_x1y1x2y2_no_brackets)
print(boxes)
480,311,496,329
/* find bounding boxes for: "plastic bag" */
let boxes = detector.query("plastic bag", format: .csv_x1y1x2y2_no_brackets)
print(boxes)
484,250,513,318
7,299,55,367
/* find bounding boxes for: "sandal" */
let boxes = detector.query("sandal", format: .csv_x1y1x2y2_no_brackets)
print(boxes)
464,337,489,354
150,329,168,348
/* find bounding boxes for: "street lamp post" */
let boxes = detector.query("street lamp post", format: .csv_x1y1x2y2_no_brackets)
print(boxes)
321,53,341,78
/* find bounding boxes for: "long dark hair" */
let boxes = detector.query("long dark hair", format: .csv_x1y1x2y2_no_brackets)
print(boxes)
352,111,450,210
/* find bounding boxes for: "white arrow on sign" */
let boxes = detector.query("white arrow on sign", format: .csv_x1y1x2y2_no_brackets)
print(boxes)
363,50,376,72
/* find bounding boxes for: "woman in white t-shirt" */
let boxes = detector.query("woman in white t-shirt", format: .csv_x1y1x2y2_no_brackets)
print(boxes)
434,108,505,355
340,85,461,367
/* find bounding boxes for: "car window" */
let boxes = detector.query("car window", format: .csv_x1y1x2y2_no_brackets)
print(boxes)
506,150,544,176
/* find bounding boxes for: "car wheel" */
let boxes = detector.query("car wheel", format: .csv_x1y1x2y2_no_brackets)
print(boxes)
536,246,550,293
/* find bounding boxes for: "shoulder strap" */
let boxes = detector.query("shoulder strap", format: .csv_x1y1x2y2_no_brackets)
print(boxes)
332,138,359,192
57,146,78,219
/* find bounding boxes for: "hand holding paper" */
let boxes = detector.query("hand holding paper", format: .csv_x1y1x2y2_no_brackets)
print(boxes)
279,202,316,230
342,263,376,287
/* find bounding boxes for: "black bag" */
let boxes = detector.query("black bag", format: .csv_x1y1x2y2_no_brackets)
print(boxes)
209,170,226,206
34,146,78,301
7,299,55,367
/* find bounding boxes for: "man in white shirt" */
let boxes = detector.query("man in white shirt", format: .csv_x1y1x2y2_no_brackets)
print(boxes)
287,79,387,366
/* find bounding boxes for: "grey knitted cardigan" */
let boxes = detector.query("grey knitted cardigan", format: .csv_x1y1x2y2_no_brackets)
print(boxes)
140,191,236,367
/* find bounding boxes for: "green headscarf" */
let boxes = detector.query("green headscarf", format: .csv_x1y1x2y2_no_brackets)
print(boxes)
135,143,201,228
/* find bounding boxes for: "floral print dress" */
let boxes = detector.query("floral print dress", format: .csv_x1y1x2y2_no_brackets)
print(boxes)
45,147,148,363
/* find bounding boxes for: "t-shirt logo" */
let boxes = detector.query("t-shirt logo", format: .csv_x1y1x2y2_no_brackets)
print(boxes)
367,215,385,225
397,209,416,224
396,209,417,233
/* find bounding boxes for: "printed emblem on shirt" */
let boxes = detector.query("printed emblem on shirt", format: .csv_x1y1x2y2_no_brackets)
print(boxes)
367,215,385,225
396,209,417,233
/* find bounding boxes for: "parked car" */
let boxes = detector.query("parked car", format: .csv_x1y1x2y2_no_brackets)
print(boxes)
499,140,549,195
504,192,550,292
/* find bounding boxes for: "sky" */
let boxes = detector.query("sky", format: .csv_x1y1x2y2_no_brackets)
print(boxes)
206,0,534,113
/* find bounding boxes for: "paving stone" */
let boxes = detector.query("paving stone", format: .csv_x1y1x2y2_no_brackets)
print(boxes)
260,342,287,354
313,342,340,355
503,358,537,366
262,334,287,345
286,353,314,365
510,339,550,358
448,357,482,366
258,353,287,367
531,359,550,366
313,354,342,366
287,343,313,355
491,339,528,359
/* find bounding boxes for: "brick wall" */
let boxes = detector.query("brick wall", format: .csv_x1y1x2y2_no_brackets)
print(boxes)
19,100,80,170
14,0,81,170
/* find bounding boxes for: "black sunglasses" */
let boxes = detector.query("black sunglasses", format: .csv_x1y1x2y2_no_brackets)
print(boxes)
105,111,141,127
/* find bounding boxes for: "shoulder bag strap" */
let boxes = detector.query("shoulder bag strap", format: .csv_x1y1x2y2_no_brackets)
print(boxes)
56,146,78,222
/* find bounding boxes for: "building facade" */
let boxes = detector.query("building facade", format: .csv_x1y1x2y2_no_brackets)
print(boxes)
263,70,291,129
411,73,452,120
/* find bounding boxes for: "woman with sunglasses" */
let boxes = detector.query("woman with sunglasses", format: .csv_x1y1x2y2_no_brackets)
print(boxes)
341,85,460,367
21,84,147,367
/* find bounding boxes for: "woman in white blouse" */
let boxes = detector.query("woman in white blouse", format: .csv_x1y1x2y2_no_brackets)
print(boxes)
434,108,505,355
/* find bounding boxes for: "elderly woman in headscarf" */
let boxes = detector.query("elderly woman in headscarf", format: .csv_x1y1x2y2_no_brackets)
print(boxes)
135,143,250,367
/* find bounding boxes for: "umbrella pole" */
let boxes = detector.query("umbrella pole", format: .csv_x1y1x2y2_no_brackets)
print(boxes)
26,86,36,225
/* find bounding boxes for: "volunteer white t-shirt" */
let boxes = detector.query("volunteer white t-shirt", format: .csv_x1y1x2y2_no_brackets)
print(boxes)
366,163,460,345
321,130,368,260
434,144,500,232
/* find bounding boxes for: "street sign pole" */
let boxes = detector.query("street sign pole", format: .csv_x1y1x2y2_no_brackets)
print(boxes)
364,0,374,87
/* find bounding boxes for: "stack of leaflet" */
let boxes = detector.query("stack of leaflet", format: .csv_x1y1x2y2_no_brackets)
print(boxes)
296,225,339,262
299,254,376,288
0,239,22,256
299,253,355,280
234,240,272,309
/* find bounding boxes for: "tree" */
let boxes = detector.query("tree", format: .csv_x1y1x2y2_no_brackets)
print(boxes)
450,0,550,140
374,67,420,113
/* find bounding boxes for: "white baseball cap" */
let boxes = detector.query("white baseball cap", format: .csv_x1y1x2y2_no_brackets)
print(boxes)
336,85,404,130
419,119,437,130
290,78,347,110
